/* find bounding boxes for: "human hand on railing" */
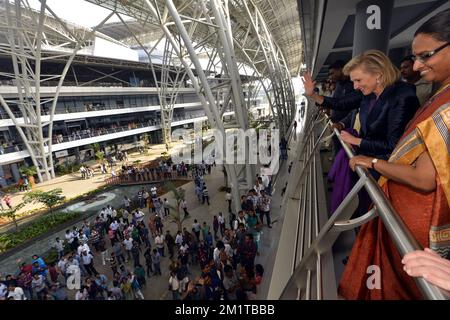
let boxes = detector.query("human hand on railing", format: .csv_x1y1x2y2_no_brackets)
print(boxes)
301,71,316,97
340,131,362,147
349,155,373,171
331,122,344,131
402,248,450,294
318,107,329,116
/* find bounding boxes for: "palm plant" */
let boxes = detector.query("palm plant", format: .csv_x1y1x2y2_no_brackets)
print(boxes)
164,182,186,231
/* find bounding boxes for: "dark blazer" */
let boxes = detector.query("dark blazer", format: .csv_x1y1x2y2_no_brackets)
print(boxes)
341,81,420,159
321,90,363,113
328,79,357,122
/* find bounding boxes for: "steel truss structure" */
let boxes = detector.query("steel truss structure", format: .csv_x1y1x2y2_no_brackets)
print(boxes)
0,0,114,182
86,0,298,211
1,0,299,209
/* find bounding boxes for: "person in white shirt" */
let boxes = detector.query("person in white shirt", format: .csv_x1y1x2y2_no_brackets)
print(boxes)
78,233,88,244
75,286,88,300
217,212,226,237
65,230,74,244
168,272,181,300
154,198,162,216
192,220,201,240
57,257,68,277
233,210,247,230
261,174,270,193
163,198,170,217
123,197,131,211
134,210,145,223
7,285,26,300
225,191,232,212
180,199,189,218
150,186,157,198
106,206,113,219
179,242,189,255
81,251,98,276
178,275,190,294
31,274,46,299
213,241,233,263
0,282,7,300
53,237,65,260
123,236,134,261
258,190,272,228
175,231,183,248
122,209,129,223
155,232,165,257
110,220,120,232
77,242,90,257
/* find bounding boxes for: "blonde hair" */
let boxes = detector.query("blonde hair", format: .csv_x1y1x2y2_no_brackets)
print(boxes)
343,49,401,88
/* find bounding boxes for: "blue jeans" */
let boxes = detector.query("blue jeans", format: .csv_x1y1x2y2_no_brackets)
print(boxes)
153,262,161,275
172,290,180,300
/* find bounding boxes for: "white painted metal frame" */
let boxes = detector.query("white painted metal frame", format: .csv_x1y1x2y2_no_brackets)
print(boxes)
0,0,114,182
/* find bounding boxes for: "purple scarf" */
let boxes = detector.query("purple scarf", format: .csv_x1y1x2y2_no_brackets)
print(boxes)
327,129,359,215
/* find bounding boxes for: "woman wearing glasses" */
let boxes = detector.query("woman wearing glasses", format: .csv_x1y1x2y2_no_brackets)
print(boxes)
340,9,450,299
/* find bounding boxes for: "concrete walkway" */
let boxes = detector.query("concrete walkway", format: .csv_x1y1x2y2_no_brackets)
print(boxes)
0,140,187,227
0,126,292,300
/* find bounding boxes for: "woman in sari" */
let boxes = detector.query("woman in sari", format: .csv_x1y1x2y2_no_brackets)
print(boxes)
339,9,450,299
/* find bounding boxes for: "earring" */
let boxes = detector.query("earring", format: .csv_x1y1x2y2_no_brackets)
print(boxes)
376,78,380,84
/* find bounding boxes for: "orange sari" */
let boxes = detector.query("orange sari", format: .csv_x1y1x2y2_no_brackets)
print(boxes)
339,86,450,300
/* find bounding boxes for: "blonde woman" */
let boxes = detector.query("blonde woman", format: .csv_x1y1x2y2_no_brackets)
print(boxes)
307,50,420,164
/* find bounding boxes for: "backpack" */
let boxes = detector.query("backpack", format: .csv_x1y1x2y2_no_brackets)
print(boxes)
132,278,140,290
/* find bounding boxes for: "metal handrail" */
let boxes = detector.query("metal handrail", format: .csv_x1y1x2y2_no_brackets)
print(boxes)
279,109,447,300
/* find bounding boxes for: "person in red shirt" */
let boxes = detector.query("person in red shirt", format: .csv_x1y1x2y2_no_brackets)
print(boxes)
47,262,59,283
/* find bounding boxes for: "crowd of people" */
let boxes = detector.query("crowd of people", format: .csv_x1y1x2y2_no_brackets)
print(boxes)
303,9,450,299
0,155,276,300
109,158,192,184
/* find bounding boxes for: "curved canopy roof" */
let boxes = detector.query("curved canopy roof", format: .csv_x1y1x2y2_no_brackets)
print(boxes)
89,0,303,76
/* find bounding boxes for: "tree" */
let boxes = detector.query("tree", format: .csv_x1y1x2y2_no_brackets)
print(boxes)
19,165,37,186
23,188,65,214
142,133,150,146
164,182,186,232
91,143,100,153
95,151,105,163
19,165,36,177
0,203,25,231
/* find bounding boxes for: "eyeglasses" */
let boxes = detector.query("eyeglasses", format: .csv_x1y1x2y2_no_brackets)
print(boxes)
412,42,449,63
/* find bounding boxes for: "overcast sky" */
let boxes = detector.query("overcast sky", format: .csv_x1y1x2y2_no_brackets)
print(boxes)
28,0,133,28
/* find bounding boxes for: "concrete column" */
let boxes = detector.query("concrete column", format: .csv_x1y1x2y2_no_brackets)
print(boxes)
0,165,6,187
74,147,81,163
353,0,394,56
11,163,21,182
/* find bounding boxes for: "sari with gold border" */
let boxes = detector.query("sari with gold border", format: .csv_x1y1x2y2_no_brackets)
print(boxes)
339,85,450,300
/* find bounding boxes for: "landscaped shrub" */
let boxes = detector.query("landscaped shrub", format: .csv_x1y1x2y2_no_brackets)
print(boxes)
55,163,83,176
1,184,20,194
0,211,82,253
